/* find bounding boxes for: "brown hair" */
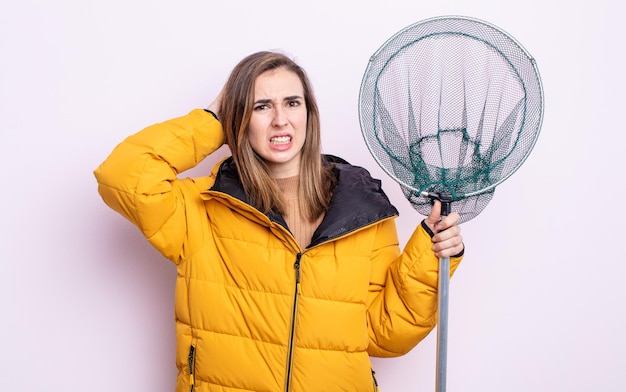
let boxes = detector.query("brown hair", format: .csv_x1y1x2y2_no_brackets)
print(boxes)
219,51,335,220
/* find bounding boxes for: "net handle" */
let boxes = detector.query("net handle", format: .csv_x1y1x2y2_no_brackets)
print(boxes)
423,191,452,392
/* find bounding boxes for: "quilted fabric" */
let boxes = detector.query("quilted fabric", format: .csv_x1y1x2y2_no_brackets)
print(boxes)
94,109,462,391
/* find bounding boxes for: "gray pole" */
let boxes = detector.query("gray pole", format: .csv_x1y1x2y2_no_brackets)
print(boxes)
435,255,450,392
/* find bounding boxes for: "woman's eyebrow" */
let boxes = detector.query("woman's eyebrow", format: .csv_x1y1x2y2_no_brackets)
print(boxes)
254,95,303,104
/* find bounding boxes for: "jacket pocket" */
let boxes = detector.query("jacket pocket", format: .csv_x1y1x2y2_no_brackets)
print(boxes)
188,345,196,392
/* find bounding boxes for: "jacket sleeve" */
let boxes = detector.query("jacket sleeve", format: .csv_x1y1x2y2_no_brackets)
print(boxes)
93,109,225,262
366,218,463,357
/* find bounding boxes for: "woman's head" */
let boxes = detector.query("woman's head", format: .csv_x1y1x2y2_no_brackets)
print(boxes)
220,51,321,177
219,51,333,219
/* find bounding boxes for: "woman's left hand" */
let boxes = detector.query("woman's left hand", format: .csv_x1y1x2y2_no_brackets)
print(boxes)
424,200,464,258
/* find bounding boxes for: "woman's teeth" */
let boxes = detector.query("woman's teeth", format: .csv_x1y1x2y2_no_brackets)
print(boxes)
271,136,291,144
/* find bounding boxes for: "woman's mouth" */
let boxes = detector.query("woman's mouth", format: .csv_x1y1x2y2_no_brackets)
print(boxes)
270,136,292,145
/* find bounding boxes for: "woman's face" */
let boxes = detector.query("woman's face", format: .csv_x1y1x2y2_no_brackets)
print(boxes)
248,67,307,179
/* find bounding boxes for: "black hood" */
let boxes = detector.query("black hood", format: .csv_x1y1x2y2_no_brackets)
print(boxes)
210,155,399,248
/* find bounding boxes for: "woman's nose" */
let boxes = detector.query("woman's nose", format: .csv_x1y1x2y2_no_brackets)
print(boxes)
272,106,288,127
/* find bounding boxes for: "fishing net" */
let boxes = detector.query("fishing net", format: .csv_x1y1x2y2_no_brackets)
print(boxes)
358,16,544,391
359,16,543,224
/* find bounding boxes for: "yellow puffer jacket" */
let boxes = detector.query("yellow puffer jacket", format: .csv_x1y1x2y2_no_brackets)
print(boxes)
94,109,462,392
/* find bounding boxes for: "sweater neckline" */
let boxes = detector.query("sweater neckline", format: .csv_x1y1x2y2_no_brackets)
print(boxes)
273,175,299,199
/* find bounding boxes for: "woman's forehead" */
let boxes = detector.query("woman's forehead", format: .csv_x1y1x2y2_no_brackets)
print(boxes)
254,68,304,99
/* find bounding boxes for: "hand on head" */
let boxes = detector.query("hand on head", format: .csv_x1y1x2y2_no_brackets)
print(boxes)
207,89,224,118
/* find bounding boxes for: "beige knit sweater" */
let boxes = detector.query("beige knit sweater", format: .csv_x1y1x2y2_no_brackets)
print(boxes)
273,176,324,248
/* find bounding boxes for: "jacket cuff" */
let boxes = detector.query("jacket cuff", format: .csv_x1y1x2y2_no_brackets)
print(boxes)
203,108,220,121
420,219,435,238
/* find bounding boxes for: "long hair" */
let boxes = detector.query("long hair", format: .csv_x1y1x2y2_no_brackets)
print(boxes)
219,51,335,220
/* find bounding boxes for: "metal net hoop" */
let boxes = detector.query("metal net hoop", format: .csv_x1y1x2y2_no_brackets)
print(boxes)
359,16,543,223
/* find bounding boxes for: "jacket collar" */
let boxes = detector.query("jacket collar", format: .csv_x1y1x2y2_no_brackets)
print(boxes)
208,155,399,247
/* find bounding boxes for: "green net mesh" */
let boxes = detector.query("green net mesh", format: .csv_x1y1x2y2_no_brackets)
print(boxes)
359,16,543,223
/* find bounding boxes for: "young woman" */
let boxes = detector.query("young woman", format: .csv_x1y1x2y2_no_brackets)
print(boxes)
94,51,464,392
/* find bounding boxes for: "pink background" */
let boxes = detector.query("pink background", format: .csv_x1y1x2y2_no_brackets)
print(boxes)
1,0,624,390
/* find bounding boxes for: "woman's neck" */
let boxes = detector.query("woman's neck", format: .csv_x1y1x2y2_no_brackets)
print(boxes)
273,175,323,248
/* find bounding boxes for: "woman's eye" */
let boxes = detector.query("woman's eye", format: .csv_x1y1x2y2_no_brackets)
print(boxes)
288,100,301,108
254,104,268,111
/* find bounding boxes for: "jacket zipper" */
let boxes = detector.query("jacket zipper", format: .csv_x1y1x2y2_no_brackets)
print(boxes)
372,368,379,391
188,345,196,392
284,253,302,392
